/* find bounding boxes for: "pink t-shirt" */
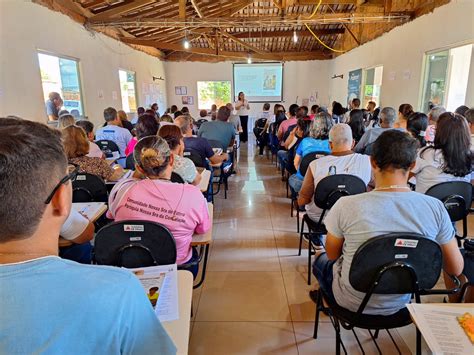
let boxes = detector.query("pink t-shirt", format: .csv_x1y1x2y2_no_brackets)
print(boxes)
107,178,210,264
125,137,138,156
278,117,297,144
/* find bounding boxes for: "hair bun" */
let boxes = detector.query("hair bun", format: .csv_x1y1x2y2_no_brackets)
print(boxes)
140,147,164,169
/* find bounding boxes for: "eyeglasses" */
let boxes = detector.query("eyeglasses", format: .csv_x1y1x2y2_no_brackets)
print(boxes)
44,164,80,204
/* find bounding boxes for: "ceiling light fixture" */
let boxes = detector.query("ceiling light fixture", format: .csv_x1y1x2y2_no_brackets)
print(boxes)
247,55,252,64
293,30,298,43
183,30,190,49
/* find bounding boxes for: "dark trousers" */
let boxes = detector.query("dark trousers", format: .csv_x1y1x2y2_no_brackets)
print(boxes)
239,115,248,142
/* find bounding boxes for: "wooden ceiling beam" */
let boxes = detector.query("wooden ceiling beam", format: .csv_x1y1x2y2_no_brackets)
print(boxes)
178,0,186,19
220,31,267,54
190,0,204,18
296,0,357,4
88,0,156,22
230,28,344,39
119,37,329,60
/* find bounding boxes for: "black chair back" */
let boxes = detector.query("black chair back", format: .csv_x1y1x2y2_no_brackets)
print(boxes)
314,174,366,211
425,181,472,222
125,154,135,170
184,149,206,168
349,233,442,294
95,139,120,158
300,151,329,177
72,173,108,202
94,220,177,268
171,172,185,183
195,119,208,129
255,118,268,129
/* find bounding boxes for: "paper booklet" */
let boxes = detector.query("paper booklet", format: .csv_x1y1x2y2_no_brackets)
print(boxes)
406,303,474,354
130,264,179,322
71,202,106,222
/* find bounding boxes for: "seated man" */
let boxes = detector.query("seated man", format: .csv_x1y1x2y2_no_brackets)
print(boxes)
0,117,175,353
95,107,132,167
175,115,228,166
354,107,398,155
311,130,463,315
198,106,235,151
45,91,63,121
298,123,372,222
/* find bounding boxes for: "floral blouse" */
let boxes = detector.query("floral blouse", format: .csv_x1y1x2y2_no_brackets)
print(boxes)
173,154,197,183
69,156,114,181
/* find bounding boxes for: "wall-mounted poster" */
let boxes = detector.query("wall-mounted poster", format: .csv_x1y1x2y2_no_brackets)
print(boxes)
347,69,362,106
175,86,187,95
182,96,194,105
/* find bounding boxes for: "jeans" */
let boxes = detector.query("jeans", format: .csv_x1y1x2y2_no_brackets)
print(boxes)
312,252,336,303
288,174,304,195
277,150,288,169
180,247,200,279
59,242,92,264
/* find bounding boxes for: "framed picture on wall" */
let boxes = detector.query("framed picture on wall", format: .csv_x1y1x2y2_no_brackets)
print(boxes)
175,86,182,95
180,86,187,95
187,96,194,105
182,96,189,105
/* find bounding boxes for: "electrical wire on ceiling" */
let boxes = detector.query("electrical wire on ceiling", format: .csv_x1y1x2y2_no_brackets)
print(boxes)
304,0,346,53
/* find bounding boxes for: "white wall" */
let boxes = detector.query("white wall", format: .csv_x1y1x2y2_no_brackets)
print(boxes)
0,1,167,127
165,60,331,119
328,0,474,110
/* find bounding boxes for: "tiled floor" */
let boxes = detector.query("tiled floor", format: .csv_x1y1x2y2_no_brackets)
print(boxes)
188,139,471,355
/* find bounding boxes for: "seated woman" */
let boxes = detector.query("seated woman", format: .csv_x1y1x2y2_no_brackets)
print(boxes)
108,136,211,276
62,125,123,181
347,109,365,145
406,112,428,148
411,112,472,193
125,114,159,156
288,112,333,193
158,125,202,186
394,103,414,130
284,118,312,175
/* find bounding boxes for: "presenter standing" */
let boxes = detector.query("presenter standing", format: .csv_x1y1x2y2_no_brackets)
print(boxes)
235,92,250,143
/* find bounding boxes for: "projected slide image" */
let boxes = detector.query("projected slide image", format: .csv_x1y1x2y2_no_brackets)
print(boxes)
233,63,283,102
263,70,277,90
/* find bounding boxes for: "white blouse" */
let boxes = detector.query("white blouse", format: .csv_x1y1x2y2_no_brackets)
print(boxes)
235,99,250,116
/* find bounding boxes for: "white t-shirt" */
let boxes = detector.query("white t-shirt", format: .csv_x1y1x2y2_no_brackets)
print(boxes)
235,99,249,116
412,148,471,194
87,141,103,158
95,125,132,167
60,209,90,241
305,153,372,221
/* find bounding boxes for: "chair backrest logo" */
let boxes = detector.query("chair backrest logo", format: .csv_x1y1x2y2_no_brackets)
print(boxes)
124,225,144,232
76,175,86,181
394,238,418,248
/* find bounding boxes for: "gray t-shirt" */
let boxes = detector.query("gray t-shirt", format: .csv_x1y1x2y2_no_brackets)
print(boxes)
354,127,403,154
198,121,235,151
325,191,454,315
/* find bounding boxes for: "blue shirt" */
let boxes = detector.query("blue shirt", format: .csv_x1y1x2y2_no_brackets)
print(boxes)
198,121,235,151
95,125,132,167
45,100,59,119
295,138,331,178
0,257,176,354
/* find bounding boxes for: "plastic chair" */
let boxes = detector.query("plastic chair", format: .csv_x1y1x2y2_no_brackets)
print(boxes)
125,154,135,170
72,173,108,203
170,172,185,183
313,233,461,355
95,139,121,158
299,174,366,284
94,220,177,268
425,181,472,245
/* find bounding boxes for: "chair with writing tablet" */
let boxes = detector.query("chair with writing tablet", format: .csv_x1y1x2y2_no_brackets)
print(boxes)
311,233,460,355
207,139,234,199
94,220,177,268
95,139,121,159
72,173,108,203
425,181,472,246
299,174,366,285
170,172,185,184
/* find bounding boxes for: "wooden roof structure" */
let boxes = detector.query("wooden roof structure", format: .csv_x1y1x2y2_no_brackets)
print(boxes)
35,0,450,62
